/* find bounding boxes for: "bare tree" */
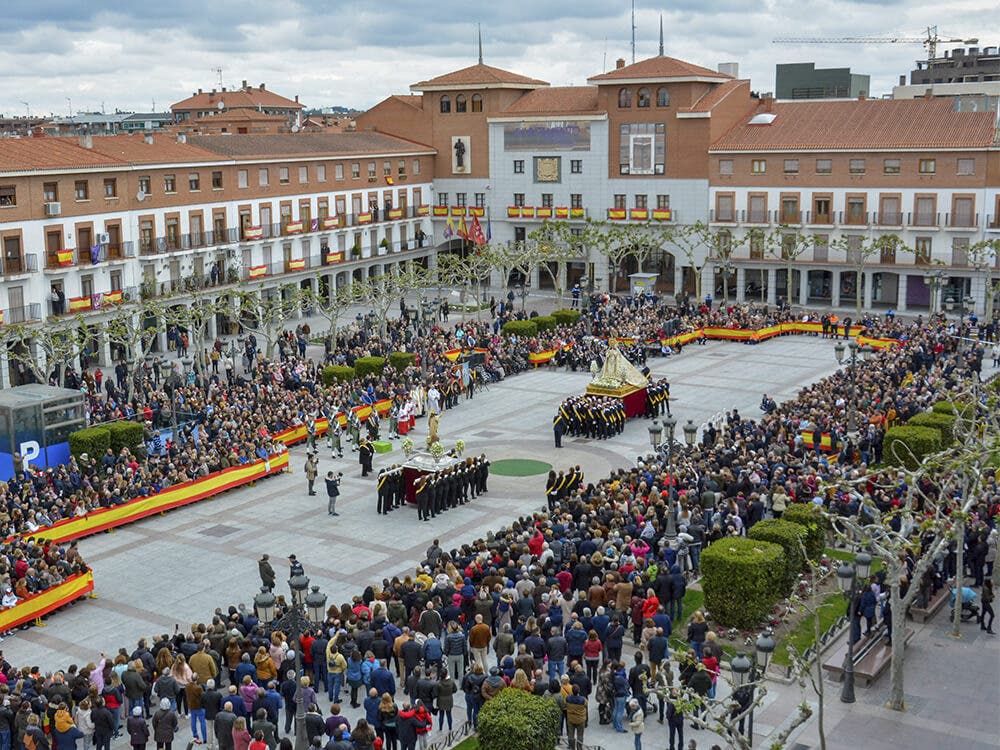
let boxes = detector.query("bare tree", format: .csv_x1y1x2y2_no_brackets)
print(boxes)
235,286,303,358
2,318,89,384
667,221,717,300
302,282,356,349
104,300,164,383
436,251,494,320
766,229,817,307
829,234,912,318
526,222,583,304
352,265,431,336
967,238,1000,316
164,291,225,383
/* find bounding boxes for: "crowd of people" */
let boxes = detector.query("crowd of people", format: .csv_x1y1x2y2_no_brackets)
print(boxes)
0,538,88,637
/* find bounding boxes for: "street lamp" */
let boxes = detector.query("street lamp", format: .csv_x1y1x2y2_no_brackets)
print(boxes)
836,551,873,703
662,415,677,457
255,576,327,750
833,340,874,435
648,420,663,451
722,260,735,305
159,360,178,432
729,629,776,747
682,419,698,448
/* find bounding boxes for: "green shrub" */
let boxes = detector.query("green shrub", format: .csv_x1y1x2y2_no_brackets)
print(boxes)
502,320,537,337
701,537,785,629
352,356,386,378
477,688,560,750
932,400,974,421
321,365,355,385
883,425,942,469
747,518,809,594
68,427,111,460
107,421,144,455
906,411,956,448
388,351,416,372
551,308,581,326
781,503,829,562
532,315,557,332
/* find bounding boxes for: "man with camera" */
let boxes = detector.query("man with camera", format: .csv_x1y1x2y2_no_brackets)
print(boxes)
325,471,342,516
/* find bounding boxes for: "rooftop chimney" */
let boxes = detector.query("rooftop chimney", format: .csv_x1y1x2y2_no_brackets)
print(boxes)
259,83,265,91
718,62,739,78
899,75,906,85
197,88,202,94
615,58,626,69
210,89,216,98
144,133,154,145
761,94,774,113
242,79,248,89
78,133,93,149
222,86,227,92
294,94,299,103
177,133,187,144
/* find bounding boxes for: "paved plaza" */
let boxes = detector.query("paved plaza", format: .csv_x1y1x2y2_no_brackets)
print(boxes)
7,330,999,750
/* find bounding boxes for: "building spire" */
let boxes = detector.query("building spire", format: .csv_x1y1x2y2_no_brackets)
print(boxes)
477,23,483,65
659,15,664,56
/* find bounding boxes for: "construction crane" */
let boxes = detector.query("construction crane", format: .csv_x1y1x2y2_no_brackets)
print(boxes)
773,26,978,63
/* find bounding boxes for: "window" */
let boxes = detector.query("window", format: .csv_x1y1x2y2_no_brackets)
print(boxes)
398,160,406,176
883,159,900,175
816,159,832,174
952,197,974,227
637,87,651,107
43,182,58,202
919,158,936,174
296,166,307,184
915,236,932,264
613,194,626,210
367,162,376,179
879,196,901,225
957,158,975,175
748,195,766,223
716,229,732,256
0,185,14,207
780,197,799,223
317,165,327,182
455,193,467,207
618,88,632,108
634,194,647,209
383,161,392,177
656,195,670,210
813,196,831,223
619,122,666,175
570,194,583,209
437,193,448,206
103,178,117,198
915,196,936,226
656,87,670,107
513,193,525,207
471,94,483,113
716,194,734,221
72,180,89,200
413,159,421,175
538,193,551,208
719,159,734,175
440,95,451,113
455,94,467,113
279,167,289,184
570,160,583,174
212,171,223,189
237,170,248,188
751,159,766,174
849,159,866,174
846,197,866,224
188,172,200,191
258,168,269,187
352,163,360,179
511,160,525,174
783,159,799,174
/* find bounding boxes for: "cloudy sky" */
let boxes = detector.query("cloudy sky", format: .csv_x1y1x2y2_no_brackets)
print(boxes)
1,0,996,116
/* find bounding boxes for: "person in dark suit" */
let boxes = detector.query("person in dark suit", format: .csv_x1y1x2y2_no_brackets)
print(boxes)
359,439,375,478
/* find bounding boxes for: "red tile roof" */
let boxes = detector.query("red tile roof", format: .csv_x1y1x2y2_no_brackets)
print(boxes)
412,63,547,89
188,132,434,158
390,95,424,111
711,97,997,151
87,134,222,164
502,87,602,116
0,137,125,171
588,55,731,83
171,86,303,112
684,79,750,113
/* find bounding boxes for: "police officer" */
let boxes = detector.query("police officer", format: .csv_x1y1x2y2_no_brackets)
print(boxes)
376,467,392,515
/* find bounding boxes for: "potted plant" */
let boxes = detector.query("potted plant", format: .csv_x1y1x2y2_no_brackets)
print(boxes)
351,242,361,260
401,437,414,457
429,441,445,463
454,439,465,457
378,238,389,256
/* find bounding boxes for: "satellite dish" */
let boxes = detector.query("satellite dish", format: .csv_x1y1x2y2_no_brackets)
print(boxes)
136,190,146,202
217,101,225,110
291,125,300,133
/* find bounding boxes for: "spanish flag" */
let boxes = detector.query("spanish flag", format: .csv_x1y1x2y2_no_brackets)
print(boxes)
385,176,394,185
457,216,468,239
57,249,74,266
608,209,626,221
630,209,649,221
68,296,92,313
248,265,267,279
555,207,569,219
287,258,306,271
103,290,123,305
507,206,520,218
652,209,672,221
416,205,430,217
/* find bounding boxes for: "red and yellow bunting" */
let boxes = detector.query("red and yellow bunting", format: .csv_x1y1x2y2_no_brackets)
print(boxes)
286,258,306,271
630,209,648,221
521,206,536,218
652,209,672,221
322,217,340,229
244,226,263,240
416,205,430,217
555,207,569,219
68,296,92,313
507,206,521,218
608,209,626,220
536,207,553,219
325,251,344,264
248,265,267,279
433,206,449,217
57,249,75,266
800,430,834,452
450,206,466,217
103,290,123,305
388,208,403,220
469,206,485,218
570,208,585,219
357,212,373,224
284,221,303,235
0,571,94,631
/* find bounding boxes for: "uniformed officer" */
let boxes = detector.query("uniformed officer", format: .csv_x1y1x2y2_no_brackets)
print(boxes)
376,467,392,514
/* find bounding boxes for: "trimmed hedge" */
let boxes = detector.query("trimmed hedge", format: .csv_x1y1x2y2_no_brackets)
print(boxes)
532,315,557,332
108,421,143,455
883,425,942,469
551,308,581,326
68,427,111,460
502,320,537,337
701,537,786,629
906,411,956,448
932,399,975,421
781,503,829,563
321,365,355,385
388,351,416,372
353,356,386,378
477,688,560,750
747,518,809,594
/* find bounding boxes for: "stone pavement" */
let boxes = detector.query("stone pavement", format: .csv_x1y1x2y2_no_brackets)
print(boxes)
7,331,998,750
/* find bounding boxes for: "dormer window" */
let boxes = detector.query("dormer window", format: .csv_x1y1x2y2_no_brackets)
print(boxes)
637,87,651,108
440,95,451,113
657,87,670,107
471,94,483,112
618,88,632,108
456,94,467,113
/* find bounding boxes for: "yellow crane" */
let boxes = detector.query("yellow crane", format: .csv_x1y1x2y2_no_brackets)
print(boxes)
773,25,978,63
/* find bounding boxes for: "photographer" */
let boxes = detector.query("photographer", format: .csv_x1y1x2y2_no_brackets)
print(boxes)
325,471,342,517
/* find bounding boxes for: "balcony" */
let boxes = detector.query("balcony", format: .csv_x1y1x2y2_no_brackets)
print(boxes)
909,211,940,229
806,210,834,226
874,212,903,228
777,210,801,226
105,241,135,260
841,210,870,227
2,253,37,276
987,215,1000,232
743,209,770,226
45,248,78,270
709,209,736,223
2,303,41,324
945,212,978,230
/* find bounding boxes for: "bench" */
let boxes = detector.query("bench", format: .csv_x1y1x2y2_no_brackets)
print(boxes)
853,627,914,687
909,586,949,624
822,627,882,680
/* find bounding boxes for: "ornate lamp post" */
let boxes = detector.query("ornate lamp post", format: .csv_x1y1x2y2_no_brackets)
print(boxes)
648,420,663,452
255,576,327,750
833,340,874,435
729,629,776,746
682,419,698,450
662,415,677,458
836,551,873,703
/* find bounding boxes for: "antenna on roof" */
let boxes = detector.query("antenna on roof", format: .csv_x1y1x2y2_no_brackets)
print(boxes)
631,0,636,64
213,66,224,89
659,14,664,56
477,23,483,65
603,37,608,73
